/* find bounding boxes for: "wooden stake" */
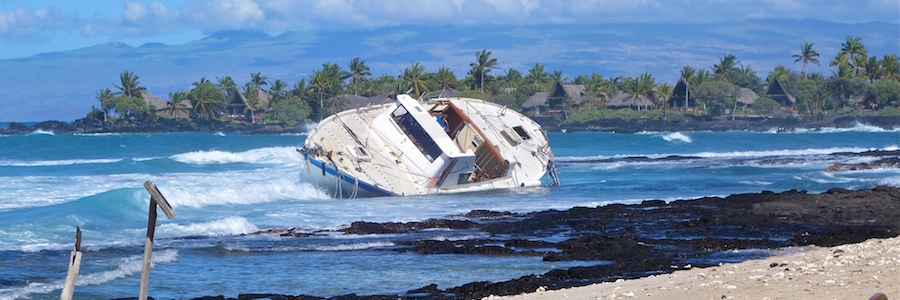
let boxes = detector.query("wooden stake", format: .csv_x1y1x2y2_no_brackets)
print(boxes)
60,227,82,300
139,181,175,300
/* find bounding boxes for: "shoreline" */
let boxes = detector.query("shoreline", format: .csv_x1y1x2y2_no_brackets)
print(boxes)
2,115,899,135
173,186,900,300
491,236,900,300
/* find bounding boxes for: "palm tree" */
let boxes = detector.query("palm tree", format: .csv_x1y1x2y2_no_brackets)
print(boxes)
310,69,333,113
713,54,739,82
401,62,430,97
693,69,713,86
96,88,115,122
841,36,867,61
269,79,288,104
680,65,696,83
792,41,821,78
852,55,868,78
113,70,146,98
525,63,550,93
498,68,523,90
655,83,673,120
830,52,850,67
192,77,210,88
862,56,883,82
250,72,268,94
470,49,498,92
621,74,654,111
189,82,224,120
216,76,237,98
832,64,854,79
882,54,900,82
292,78,312,99
433,67,458,92
550,70,567,84
165,91,188,118
344,57,371,95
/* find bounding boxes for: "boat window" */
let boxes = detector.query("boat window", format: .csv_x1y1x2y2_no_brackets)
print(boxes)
512,126,532,140
392,105,442,162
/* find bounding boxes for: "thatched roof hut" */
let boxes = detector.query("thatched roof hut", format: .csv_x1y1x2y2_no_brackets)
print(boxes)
606,91,654,109
736,88,760,107
765,78,795,107
139,90,192,119
668,77,696,109
225,89,270,123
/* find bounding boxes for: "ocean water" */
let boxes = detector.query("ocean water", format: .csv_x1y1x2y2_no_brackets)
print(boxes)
1,124,899,299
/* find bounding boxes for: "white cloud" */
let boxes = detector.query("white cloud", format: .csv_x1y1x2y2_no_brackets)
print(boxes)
1,0,898,43
0,7,78,41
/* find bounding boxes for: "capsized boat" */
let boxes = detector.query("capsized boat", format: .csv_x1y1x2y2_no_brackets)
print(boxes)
298,94,559,198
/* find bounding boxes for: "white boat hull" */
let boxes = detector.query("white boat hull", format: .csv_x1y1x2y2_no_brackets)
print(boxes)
299,94,559,198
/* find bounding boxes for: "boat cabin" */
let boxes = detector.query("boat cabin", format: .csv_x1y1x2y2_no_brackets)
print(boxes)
372,95,516,190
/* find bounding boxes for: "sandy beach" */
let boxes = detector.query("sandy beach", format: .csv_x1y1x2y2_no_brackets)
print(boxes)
490,236,899,300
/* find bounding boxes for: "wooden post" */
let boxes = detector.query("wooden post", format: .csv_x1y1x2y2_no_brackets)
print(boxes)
139,180,175,300
60,227,82,300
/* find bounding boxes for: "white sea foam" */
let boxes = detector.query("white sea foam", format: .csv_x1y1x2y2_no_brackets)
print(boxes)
0,249,177,300
158,176,330,208
661,132,692,143
170,146,303,165
0,158,122,167
157,216,259,237
311,241,395,251
26,129,55,136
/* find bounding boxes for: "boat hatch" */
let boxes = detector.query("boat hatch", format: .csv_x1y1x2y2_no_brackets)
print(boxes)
348,145,372,162
512,126,532,140
391,104,442,162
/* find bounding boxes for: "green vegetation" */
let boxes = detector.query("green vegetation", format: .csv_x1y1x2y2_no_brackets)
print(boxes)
86,38,900,127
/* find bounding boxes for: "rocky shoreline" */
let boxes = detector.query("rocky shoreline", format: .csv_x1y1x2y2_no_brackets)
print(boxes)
3,115,898,135
152,186,900,300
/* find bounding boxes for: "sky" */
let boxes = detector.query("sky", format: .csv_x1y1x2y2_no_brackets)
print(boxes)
1,0,898,60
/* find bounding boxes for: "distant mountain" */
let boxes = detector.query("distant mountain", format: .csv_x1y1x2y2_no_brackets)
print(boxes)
1,20,897,122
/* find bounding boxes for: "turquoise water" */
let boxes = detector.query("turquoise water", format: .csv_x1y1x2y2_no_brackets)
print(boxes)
1,124,898,299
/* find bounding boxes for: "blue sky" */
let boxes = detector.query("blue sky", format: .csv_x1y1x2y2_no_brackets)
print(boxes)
1,0,898,60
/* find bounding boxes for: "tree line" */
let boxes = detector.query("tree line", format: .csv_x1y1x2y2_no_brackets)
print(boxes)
87,36,900,127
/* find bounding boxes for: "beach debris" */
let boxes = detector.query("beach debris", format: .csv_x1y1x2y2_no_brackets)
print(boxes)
60,226,82,300
139,180,176,300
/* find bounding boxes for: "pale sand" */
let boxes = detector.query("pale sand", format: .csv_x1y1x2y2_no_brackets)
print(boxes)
488,236,899,300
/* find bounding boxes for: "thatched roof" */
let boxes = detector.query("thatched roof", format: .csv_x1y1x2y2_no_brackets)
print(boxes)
333,93,394,111
765,78,795,106
139,90,192,119
226,89,270,110
522,82,588,109
521,92,549,109
606,91,654,108
139,90,168,109
737,88,760,106
668,78,696,108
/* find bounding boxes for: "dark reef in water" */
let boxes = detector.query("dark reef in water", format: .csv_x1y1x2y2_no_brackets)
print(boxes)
163,186,900,300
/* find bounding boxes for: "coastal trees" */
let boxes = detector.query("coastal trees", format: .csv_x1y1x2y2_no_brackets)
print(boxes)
655,83,673,120
216,76,237,98
110,94,154,123
400,62,430,97
470,49,498,93
164,91,188,118
432,67,458,92
713,54,739,82
113,70,146,98
95,88,114,122
344,57,371,95
883,54,900,82
793,42,821,77
309,62,346,117
693,81,740,117
272,96,310,126
525,63,550,93
189,81,225,120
